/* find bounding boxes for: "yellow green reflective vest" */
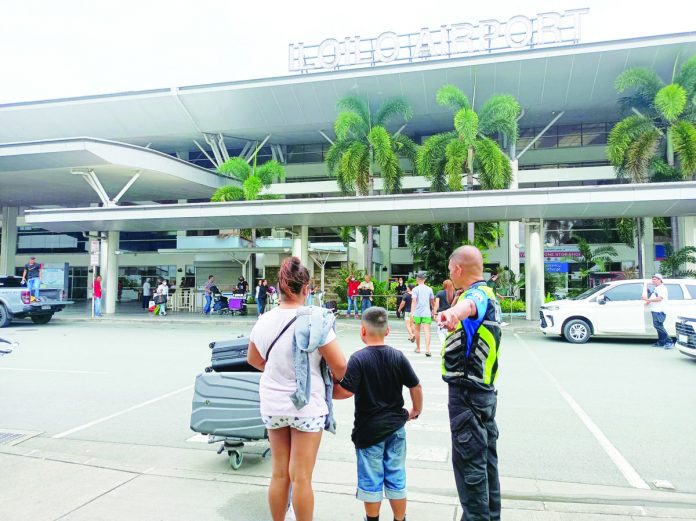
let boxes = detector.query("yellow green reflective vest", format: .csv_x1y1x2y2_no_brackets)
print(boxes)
441,282,502,390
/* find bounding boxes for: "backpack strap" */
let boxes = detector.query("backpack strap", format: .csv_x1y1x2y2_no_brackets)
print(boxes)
265,316,298,361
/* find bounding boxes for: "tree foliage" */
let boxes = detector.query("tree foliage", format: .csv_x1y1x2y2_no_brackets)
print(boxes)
326,94,416,274
406,222,503,282
417,85,519,194
659,246,696,278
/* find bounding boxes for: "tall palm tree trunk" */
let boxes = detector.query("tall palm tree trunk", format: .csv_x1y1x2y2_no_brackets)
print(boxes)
366,147,375,276
635,218,644,279
467,148,475,243
666,136,681,251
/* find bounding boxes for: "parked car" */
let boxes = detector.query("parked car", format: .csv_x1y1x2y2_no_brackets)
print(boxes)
0,276,72,327
676,316,696,360
539,278,696,343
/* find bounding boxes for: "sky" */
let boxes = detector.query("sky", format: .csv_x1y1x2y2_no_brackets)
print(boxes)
1,0,694,104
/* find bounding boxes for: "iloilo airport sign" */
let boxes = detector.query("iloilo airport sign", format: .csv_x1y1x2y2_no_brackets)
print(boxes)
289,8,589,73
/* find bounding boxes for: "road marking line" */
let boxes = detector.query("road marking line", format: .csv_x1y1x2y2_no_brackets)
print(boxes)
0,368,107,375
514,333,650,490
52,384,194,439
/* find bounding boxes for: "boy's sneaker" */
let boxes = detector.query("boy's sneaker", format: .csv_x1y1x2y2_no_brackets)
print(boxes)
663,343,675,349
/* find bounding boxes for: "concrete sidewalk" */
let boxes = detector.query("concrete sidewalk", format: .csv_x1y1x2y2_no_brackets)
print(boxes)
2,443,695,521
55,303,540,333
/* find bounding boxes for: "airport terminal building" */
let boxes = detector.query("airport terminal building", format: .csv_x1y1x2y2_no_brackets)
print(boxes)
1,24,696,317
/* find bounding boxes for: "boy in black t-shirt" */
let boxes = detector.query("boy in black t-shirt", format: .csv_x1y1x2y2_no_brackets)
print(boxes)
334,307,423,521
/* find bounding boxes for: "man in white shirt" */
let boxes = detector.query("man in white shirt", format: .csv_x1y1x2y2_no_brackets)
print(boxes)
411,271,435,357
642,273,672,349
142,278,151,309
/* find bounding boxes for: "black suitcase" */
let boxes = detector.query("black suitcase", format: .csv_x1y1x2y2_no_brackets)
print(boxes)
207,335,259,373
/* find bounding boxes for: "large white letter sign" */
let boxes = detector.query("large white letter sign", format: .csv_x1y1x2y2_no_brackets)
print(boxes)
317,38,341,68
479,19,501,51
375,32,399,62
505,15,533,48
537,12,562,44
288,42,305,72
415,27,438,56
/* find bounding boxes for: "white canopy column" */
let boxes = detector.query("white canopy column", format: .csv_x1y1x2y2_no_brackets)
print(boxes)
642,218,655,276
0,207,18,276
507,158,521,280
524,220,545,321
292,226,309,267
104,231,120,314
679,216,696,273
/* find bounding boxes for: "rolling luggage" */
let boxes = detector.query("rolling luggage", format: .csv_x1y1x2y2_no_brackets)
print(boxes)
208,335,257,373
190,371,266,440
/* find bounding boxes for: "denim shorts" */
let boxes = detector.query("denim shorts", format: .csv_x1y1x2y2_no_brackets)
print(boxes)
355,427,407,502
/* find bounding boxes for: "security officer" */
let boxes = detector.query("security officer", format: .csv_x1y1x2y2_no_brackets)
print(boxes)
438,245,502,521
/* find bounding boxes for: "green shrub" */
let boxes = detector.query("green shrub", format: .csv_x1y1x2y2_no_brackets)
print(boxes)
499,298,525,313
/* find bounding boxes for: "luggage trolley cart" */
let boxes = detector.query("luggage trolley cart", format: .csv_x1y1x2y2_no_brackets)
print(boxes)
191,336,269,469
190,370,270,469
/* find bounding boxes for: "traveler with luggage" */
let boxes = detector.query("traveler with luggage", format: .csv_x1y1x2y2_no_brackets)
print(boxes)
203,275,214,315
334,307,423,521
247,256,347,521
142,278,152,309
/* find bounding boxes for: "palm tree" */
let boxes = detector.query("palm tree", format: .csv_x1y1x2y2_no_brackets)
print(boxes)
659,246,696,278
212,151,285,281
416,85,521,242
608,55,696,274
326,95,417,275
576,238,618,287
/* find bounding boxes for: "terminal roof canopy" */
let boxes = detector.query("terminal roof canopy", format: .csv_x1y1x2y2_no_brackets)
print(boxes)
0,138,227,207
1,34,695,150
25,182,696,233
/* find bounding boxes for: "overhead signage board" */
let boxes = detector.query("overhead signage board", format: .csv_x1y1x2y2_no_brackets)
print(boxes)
289,8,589,73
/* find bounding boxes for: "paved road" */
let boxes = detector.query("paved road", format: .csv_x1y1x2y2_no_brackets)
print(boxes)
1,316,696,519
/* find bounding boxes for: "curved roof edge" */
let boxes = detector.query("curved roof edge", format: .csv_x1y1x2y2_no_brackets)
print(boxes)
2,31,695,109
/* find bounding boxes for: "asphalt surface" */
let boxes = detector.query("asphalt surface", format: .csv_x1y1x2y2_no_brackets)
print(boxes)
1,315,696,520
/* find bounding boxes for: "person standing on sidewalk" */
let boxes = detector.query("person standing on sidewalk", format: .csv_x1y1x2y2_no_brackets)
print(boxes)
438,245,502,521
21,256,42,300
93,275,103,317
394,277,407,319
359,275,375,316
246,256,347,521
203,275,214,315
333,307,423,521
410,272,435,356
397,284,416,343
142,278,151,309
257,279,269,317
642,273,673,349
346,274,361,319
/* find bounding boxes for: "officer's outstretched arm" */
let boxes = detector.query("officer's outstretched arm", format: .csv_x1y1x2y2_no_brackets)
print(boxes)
438,299,477,331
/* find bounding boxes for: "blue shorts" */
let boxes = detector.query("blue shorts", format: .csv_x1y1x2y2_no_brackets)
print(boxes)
355,427,407,502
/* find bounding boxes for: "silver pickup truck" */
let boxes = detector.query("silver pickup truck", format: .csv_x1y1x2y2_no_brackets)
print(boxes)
0,276,73,327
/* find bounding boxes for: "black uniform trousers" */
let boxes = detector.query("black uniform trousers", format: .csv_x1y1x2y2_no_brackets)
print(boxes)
448,384,501,521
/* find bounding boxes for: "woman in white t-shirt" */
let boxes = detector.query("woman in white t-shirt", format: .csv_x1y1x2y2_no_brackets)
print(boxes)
247,257,346,521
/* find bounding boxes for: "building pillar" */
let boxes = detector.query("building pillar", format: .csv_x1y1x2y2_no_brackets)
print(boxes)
104,231,119,314
642,217,655,276
507,159,521,281
0,207,18,276
292,226,309,267
524,220,544,321
354,228,366,272
679,216,696,273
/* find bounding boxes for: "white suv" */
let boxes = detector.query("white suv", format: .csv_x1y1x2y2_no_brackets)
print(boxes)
539,279,696,343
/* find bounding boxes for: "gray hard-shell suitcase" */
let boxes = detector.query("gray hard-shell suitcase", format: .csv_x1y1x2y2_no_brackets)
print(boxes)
190,371,267,440
207,335,256,373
